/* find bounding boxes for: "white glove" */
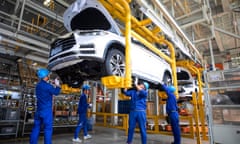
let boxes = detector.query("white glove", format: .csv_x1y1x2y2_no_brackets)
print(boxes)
54,78,60,87
89,103,93,108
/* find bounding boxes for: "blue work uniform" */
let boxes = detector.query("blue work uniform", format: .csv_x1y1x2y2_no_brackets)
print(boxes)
74,93,90,139
162,85,181,144
30,80,61,144
123,88,148,144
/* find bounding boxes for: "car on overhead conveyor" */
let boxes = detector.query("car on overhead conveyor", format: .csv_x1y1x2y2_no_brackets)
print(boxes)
48,0,172,88
177,67,200,100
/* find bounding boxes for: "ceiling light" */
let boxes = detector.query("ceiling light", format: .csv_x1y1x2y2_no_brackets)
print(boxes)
32,62,38,66
43,0,51,6
17,58,22,62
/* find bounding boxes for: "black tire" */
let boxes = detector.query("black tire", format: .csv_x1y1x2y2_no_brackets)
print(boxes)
163,73,172,86
105,49,125,77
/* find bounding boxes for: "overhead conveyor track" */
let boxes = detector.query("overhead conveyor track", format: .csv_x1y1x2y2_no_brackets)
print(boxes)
136,0,203,63
100,0,178,97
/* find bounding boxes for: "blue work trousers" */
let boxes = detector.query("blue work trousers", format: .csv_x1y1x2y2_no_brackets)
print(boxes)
127,110,147,144
74,113,88,139
169,112,181,144
30,109,53,144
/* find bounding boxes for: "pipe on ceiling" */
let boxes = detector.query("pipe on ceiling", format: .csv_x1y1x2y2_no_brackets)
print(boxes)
11,0,20,26
176,8,203,20
200,23,240,39
55,0,70,8
214,27,240,39
0,11,59,38
25,54,48,64
1,37,49,55
0,42,48,64
21,0,63,23
17,0,26,33
0,27,50,49
180,18,207,29
152,0,202,60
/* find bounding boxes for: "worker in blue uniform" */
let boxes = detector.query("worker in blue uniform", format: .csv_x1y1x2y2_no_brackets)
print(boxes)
160,84,181,144
30,68,61,144
72,84,92,143
123,81,149,144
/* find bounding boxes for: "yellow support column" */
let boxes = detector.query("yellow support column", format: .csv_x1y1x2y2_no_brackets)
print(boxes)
176,60,207,141
196,69,208,141
163,40,178,98
123,0,132,88
191,64,207,141
192,92,202,144
100,0,132,88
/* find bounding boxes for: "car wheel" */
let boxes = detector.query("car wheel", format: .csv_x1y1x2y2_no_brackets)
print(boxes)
105,49,125,76
163,73,172,86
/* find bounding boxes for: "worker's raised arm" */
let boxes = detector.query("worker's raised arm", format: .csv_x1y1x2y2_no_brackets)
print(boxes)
48,84,61,96
160,83,167,91
122,88,134,97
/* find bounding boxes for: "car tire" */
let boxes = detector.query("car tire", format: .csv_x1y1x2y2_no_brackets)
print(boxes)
163,73,172,86
105,49,125,77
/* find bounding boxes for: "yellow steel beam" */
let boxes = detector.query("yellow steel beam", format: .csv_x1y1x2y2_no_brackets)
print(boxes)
151,26,161,35
139,18,152,26
163,40,178,97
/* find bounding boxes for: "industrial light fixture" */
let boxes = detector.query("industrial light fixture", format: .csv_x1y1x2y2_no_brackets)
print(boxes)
17,58,22,62
32,62,38,66
43,0,51,6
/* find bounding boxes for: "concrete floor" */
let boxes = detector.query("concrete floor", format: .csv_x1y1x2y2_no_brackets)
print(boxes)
0,126,209,144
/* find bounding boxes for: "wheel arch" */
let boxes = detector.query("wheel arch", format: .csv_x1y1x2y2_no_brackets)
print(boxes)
163,70,173,84
103,40,125,58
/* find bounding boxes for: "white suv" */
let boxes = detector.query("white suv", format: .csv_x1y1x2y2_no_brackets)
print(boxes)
48,0,172,88
177,67,199,99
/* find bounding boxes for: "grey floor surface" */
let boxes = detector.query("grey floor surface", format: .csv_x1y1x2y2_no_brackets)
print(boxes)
0,126,209,144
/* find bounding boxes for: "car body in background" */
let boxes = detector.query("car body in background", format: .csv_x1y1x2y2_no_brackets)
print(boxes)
178,80,198,98
177,67,199,99
48,0,172,88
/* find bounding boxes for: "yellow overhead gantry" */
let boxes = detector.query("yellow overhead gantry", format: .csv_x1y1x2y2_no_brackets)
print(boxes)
100,0,178,97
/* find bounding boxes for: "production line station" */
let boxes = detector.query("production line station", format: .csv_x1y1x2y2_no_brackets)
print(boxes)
0,0,239,144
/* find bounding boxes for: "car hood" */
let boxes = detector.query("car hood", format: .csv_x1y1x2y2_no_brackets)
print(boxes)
63,0,122,35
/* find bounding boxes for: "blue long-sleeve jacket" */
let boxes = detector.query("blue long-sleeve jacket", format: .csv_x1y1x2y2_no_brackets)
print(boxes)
123,88,147,111
77,93,89,114
36,80,61,111
162,85,178,114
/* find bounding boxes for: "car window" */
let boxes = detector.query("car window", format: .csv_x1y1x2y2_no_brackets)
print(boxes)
184,84,193,88
71,8,111,31
177,72,190,80
131,38,148,48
